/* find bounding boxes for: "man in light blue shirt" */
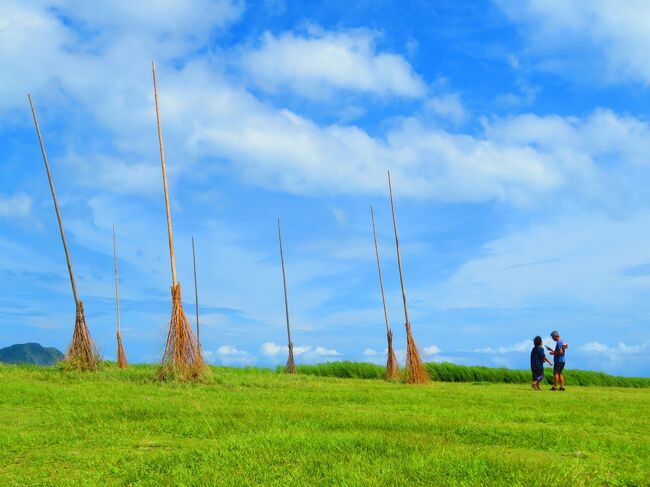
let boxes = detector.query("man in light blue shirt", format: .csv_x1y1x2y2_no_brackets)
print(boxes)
547,330,568,391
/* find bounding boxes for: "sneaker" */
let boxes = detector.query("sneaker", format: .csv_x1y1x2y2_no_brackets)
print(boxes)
559,387,566,391
550,387,557,391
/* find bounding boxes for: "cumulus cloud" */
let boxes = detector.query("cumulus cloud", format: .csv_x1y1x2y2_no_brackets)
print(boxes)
314,346,340,356
0,193,32,218
497,0,650,85
241,28,426,98
424,94,467,125
423,345,441,355
363,348,380,356
474,340,530,354
203,344,254,365
217,345,247,356
260,341,310,356
7,3,650,207
430,210,650,310
581,341,650,355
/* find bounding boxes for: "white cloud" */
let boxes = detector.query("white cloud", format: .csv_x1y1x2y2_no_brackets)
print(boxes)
430,210,650,310
424,94,467,125
8,3,650,207
363,348,380,356
217,344,247,356
260,341,284,356
474,340,531,354
314,346,340,356
203,344,255,366
260,341,310,356
241,28,426,98
581,341,650,355
497,0,650,85
423,345,441,355
0,193,32,217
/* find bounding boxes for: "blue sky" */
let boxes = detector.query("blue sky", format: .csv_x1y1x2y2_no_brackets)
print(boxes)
1,0,650,376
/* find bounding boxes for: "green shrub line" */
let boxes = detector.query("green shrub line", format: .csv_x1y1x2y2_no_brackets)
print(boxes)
2,360,648,387
291,361,650,387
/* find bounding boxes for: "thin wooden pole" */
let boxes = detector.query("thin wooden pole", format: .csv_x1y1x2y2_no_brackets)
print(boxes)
277,219,293,350
370,205,390,335
388,170,410,327
28,94,80,306
113,224,120,335
152,61,177,286
192,236,200,348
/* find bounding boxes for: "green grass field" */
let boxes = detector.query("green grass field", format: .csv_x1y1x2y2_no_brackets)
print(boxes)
1,364,648,486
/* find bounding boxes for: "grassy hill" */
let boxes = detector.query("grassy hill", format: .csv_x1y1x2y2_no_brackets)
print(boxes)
0,364,648,486
0,343,63,366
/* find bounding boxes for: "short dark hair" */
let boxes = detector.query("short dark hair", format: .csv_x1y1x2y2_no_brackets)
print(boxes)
534,336,542,347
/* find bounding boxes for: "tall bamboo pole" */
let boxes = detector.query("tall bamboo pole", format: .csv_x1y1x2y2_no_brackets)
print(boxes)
113,224,127,368
152,61,203,380
277,219,296,373
152,61,177,286
113,224,121,335
371,205,399,380
192,236,200,349
388,171,410,327
388,170,428,384
371,206,390,336
29,93,98,370
28,94,79,306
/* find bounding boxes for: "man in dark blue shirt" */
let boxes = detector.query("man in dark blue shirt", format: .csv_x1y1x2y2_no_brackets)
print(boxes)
530,336,552,390
548,330,569,391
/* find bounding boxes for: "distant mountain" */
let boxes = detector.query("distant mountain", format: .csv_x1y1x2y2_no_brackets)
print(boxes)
0,343,64,365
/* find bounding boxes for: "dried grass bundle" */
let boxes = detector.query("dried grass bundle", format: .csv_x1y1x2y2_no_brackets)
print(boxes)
404,323,428,384
66,301,99,370
385,328,399,381
116,330,127,369
158,283,204,381
286,343,296,374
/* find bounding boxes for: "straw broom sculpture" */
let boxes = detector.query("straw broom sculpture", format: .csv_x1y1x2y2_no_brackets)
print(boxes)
152,62,204,380
28,94,99,370
370,205,399,380
387,171,429,384
113,224,127,368
277,219,296,373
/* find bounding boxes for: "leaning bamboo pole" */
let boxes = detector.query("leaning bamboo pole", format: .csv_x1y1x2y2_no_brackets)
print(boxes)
113,224,127,368
152,62,203,380
370,205,399,380
277,219,296,373
28,94,99,370
387,171,429,384
191,236,201,350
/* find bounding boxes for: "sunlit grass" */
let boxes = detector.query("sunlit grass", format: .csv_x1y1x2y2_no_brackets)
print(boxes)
1,364,648,485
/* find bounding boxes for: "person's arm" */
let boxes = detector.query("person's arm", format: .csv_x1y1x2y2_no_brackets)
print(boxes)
544,356,552,365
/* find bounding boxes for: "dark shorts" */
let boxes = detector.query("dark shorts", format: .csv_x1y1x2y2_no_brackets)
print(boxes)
554,362,565,374
532,368,544,381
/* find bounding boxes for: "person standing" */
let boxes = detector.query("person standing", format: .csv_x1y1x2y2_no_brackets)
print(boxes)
547,330,569,391
530,336,552,390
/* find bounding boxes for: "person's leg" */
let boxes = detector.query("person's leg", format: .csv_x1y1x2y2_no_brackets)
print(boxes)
558,364,566,390
552,367,559,389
